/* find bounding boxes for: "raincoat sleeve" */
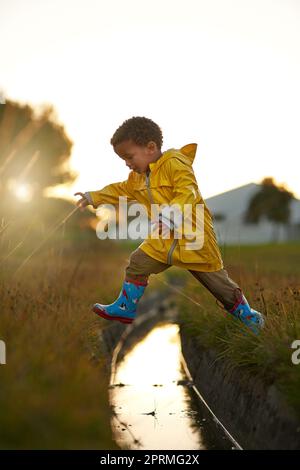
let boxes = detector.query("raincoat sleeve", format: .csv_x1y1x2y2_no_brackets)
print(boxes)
85,178,135,209
166,158,203,238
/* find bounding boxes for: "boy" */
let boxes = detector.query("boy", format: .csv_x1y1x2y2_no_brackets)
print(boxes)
75,117,265,334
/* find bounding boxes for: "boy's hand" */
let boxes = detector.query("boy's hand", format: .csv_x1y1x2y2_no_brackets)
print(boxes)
74,192,90,211
158,221,170,238
151,220,172,238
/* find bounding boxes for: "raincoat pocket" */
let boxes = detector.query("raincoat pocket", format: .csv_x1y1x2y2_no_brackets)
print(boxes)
177,236,209,263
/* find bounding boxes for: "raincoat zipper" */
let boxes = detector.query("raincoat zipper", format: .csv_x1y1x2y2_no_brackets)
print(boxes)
145,171,178,265
167,239,178,265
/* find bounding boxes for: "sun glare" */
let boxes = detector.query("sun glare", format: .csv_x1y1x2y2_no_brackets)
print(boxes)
14,183,33,202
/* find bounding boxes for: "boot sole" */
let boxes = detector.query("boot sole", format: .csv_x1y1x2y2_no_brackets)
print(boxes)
92,305,134,324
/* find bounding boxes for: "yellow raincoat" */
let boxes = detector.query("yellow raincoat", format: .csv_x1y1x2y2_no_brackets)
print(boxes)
88,144,223,272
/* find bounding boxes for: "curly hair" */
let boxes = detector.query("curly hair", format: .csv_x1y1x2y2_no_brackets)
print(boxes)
110,116,163,149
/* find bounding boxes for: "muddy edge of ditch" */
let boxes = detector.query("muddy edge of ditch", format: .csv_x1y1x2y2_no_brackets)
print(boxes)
96,287,300,450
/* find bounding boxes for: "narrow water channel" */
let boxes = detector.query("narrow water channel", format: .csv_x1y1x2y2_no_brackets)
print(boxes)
110,323,234,450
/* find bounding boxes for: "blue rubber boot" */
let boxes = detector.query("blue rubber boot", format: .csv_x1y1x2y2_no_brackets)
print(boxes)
93,279,148,324
227,292,265,334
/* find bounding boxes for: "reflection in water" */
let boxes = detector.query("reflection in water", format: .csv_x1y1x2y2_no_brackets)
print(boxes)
110,324,205,450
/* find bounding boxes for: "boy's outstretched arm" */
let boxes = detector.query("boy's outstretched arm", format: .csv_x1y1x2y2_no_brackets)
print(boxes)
74,178,135,210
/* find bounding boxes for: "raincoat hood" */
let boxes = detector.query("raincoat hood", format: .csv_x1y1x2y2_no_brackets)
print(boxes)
178,143,198,163
149,143,198,173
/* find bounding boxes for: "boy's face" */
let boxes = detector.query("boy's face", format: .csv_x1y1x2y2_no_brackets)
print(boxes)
114,140,162,174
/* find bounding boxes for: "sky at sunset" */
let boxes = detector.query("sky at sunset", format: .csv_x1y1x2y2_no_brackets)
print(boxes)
1,0,299,201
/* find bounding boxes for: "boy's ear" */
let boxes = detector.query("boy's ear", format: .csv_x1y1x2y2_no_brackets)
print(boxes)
147,141,157,152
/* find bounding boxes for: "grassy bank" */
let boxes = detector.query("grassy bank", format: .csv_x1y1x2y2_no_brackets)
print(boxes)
171,242,300,417
0,228,134,449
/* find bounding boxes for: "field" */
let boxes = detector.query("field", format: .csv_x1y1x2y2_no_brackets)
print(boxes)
1,211,300,447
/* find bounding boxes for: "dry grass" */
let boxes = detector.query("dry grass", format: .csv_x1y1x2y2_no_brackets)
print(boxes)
0,225,135,449
174,242,300,416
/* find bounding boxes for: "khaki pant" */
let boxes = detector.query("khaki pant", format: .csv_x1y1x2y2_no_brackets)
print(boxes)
125,248,242,311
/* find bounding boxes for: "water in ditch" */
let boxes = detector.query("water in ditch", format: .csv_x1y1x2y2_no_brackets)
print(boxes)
110,323,235,450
